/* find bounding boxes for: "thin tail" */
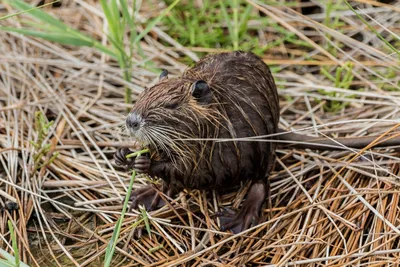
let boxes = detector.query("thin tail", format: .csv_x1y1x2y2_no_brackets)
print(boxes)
277,128,400,150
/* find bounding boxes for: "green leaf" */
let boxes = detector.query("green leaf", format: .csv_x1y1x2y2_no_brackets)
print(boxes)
344,0,400,57
0,248,15,264
104,214,124,267
101,0,121,46
0,26,94,46
2,0,116,57
120,0,136,51
5,0,68,30
126,148,150,158
140,208,152,238
0,259,14,267
120,0,134,30
104,171,136,267
19,20,62,32
0,0,60,21
111,0,123,42
148,245,163,254
0,248,30,267
104,148,150,266
238,5,253,35
8,220,20,267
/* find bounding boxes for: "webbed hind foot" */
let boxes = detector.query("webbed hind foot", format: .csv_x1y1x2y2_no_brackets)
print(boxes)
217,181,267,234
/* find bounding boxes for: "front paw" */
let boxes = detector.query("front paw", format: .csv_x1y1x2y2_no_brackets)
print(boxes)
114,148,150,173
133,155,151,173
114,148,134,169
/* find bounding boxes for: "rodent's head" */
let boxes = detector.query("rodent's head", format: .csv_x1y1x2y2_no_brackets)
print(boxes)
126,70,217,160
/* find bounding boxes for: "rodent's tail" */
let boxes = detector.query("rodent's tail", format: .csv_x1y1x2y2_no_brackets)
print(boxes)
276,128,400,150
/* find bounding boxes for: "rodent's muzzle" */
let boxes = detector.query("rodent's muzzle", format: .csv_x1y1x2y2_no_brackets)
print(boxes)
126,112,142,132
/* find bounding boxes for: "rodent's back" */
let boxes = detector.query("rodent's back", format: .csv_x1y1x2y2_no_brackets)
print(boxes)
182,51,280,188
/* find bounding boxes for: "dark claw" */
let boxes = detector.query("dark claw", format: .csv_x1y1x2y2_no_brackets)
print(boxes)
114,148,134,168
114,148,150,173
218,207,258,234
133,155,151,173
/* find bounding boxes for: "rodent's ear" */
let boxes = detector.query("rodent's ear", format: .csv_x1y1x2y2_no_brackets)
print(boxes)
159,69,168,81
191,80,212,105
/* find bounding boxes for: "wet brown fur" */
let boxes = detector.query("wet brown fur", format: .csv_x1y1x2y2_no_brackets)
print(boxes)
131,51,279,190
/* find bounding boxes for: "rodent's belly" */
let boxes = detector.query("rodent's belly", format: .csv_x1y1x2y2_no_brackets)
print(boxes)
151,142,275,190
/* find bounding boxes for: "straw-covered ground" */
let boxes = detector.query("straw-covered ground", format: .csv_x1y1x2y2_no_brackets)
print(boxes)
1,0,400,266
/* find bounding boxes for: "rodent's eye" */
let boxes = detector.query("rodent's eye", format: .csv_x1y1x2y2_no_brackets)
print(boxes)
159,69,168,81
164,102,179,109
191,80,212,105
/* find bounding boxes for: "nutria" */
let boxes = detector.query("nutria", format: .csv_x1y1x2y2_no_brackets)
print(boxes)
114,51,400,233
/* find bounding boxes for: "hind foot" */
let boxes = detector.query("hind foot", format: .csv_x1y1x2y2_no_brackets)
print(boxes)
217,181,267,234
130,183,171,211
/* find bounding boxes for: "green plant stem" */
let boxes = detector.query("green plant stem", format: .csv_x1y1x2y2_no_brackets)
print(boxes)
123,67,132,109
0,1,59,21
104,148,149,267
104,170,137,267
8,220,20,267
232,0,239,50
126,148,149,158
345,0,400,57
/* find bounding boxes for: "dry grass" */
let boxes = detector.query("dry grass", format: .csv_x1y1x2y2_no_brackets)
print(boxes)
1,0,400,266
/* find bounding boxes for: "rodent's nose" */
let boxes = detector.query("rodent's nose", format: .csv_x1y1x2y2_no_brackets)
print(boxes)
126,113,142,131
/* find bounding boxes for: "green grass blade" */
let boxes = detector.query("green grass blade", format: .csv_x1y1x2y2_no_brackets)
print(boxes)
111,0,123,42
140,208,152,238
2,0,116,58
232,0,239,50
133,0,180,44
0,249,30,267
100,0,130,66
148,245,163,254
5,0,68,30
0,248,15,264
100,0,136,106
126,148,150,158
104,171,137,267
120,0,134,30
8,220,20,267
344,0,400,56
100,0,116,38
219,0,235,49
100,0,122,46
0,26,94,46
18,19,64,31
130,0,140,48
335,67,342,87
104,217,124,266
0,259,14,267
1,25,115,57
0,0,59,21
104,148,149,267
238,5,253,36
120,0,136,53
